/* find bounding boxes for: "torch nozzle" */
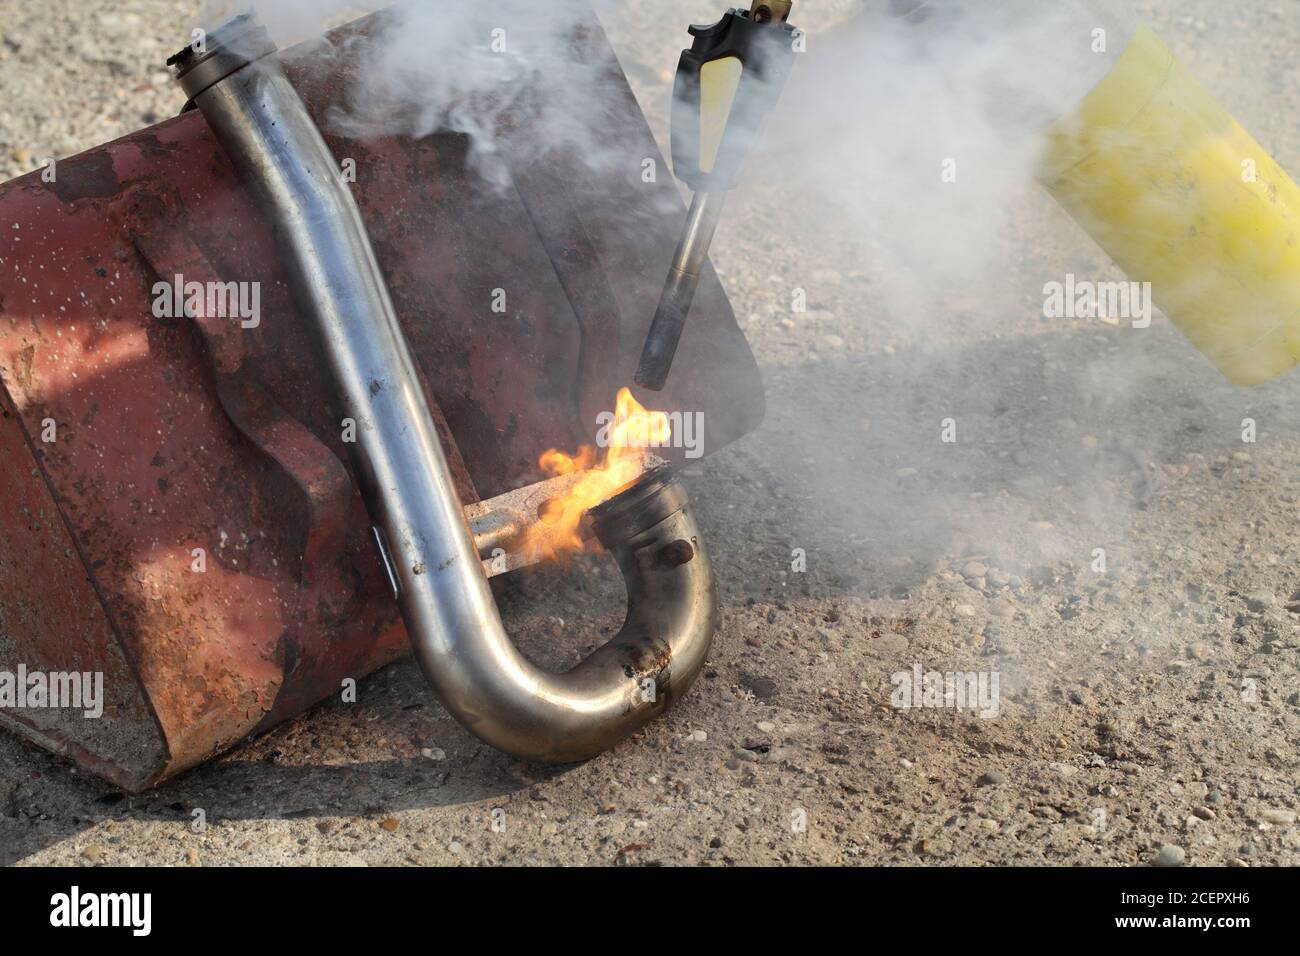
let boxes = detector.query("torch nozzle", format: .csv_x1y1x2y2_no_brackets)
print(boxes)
634,191,727,391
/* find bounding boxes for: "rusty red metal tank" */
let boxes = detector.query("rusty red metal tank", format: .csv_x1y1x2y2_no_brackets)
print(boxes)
0,5,764,790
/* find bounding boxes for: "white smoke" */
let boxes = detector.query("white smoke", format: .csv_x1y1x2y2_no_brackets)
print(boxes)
190,0,1294,656
767,0,1137,326
199,0,649,188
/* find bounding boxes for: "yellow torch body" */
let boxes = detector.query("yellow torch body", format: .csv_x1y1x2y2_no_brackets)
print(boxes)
1042,25,1300,385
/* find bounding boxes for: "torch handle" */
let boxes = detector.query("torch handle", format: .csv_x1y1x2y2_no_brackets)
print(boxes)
635,192,727,391
635,1,798,391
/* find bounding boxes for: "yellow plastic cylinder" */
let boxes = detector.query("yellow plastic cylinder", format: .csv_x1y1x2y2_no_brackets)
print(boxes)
1041,25,1300,386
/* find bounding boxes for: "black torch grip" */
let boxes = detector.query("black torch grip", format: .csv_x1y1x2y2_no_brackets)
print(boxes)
635,269,700,391
637,2,797,391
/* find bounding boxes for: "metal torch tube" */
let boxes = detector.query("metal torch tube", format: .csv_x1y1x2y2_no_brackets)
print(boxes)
184,40,717,762
634,190,727,390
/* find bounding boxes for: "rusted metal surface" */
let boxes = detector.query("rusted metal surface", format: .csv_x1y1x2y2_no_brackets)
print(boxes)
133,227,357,593
0,385,166,789
0,5,763,789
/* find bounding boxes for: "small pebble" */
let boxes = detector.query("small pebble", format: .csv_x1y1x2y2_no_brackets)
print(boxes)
1151,844,1186,867
1245,590,1277,613
1258,808,1296,826
81,845,105,864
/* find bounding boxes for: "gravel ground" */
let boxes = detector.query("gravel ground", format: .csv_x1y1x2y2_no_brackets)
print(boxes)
3,0,1300,867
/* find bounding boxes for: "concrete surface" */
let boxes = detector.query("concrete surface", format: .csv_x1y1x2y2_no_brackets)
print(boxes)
2,0,1300,866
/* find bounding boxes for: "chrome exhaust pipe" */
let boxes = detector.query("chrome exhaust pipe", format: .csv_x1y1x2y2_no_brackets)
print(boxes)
169,14,718,762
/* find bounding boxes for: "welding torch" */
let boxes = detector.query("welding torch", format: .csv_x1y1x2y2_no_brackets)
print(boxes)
634,0,800,391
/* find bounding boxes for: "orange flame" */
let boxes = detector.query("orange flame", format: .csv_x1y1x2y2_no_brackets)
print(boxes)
528,387,671,558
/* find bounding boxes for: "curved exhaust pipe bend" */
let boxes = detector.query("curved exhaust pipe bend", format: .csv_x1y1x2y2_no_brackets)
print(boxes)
170,17,718,762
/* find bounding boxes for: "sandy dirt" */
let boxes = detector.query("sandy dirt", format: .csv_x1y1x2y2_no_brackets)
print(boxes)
2,0,1299,866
